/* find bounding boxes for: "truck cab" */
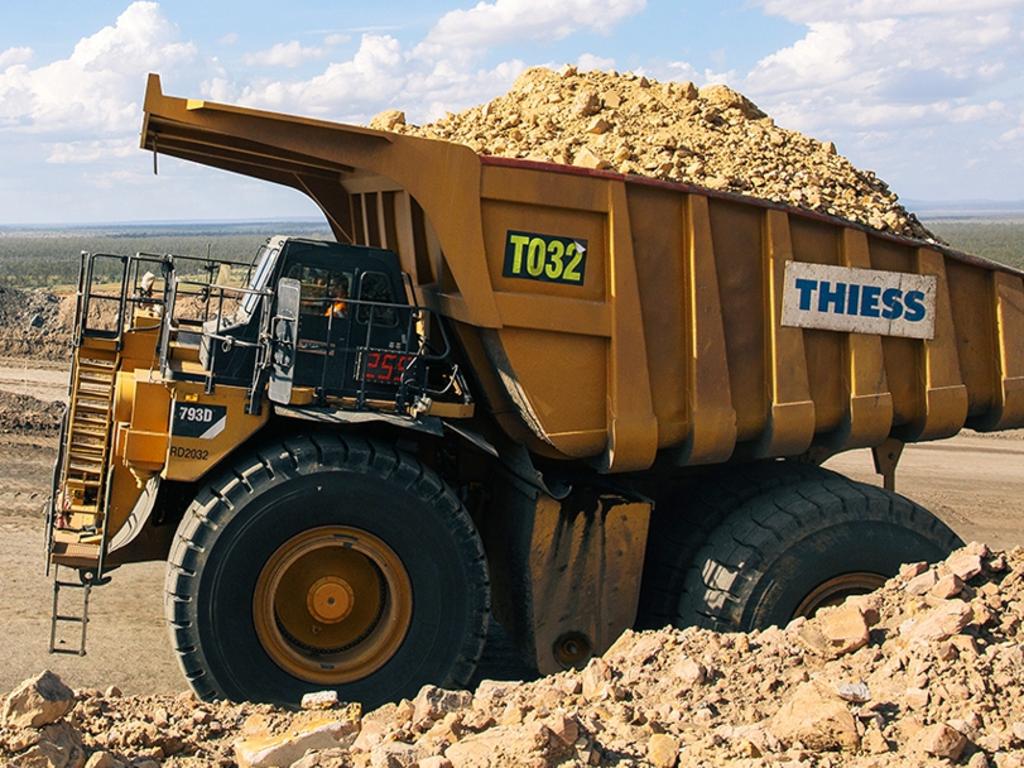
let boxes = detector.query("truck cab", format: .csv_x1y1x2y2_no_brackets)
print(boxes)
185,237,422,404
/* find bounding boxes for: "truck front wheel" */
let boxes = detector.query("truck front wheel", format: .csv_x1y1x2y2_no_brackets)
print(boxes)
165,435,489,707
649,466,962,632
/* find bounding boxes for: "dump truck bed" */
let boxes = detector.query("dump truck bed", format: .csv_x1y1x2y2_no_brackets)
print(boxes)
141,74,1024,473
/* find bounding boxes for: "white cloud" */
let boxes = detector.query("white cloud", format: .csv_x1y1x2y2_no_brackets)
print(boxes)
423,0,646,50
0,47,33,69
324,33,351,46
1001,113,1024,143
218,32,239,46
236,33,527,124
649,60,736,87
576,53,615,72
742,7,1021,134
46,138,137,164
0,2,197,133
754,0,1024,23
242,40,324,68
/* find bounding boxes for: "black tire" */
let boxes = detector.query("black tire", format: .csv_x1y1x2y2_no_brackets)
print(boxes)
165,434,489,707
644,464,962,632
637,460,828,630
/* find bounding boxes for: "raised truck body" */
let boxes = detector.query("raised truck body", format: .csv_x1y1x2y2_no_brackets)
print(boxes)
44,74,1024,705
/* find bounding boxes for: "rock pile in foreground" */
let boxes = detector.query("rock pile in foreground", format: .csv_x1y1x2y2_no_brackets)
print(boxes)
373,66,931,240
4,542,1024,767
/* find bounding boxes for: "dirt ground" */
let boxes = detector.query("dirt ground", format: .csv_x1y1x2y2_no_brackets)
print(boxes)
0,359,1020,698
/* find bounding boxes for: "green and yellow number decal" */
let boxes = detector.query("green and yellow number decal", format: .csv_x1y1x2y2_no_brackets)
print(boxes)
503,230,587,286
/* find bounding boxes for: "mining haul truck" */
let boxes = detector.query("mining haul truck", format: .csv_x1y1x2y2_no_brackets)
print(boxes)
46,74,1024,707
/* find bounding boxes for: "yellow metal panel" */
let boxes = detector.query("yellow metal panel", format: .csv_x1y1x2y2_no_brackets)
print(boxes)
835,228,894,449
131,379,172,432
709,199,767,441
671,195,737,465
976,272,1024,430
902,248,969,441
756,210,815,457
625,185,688,448
124,430,169,468
164,383,270,482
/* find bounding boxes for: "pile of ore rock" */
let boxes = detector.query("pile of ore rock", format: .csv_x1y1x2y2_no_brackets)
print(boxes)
0,286,73,361
4,542,1024,767
371,66,932,240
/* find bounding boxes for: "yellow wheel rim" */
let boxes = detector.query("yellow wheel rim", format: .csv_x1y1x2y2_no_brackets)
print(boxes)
253,526,413,684
793,571,887,619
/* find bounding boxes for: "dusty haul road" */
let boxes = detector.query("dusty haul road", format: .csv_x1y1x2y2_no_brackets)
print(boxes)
0,359,1020,696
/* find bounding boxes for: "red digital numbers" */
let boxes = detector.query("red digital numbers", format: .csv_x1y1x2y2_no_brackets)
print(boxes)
364,352,414,383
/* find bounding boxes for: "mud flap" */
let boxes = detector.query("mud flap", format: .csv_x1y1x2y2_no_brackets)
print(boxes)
480,476,651,674
268,277,300,405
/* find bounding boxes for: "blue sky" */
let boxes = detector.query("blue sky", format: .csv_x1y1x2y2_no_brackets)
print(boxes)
0,0,1022,224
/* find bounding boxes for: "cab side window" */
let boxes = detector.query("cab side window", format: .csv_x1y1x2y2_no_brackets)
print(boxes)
286,263,352,319
357,272,398,326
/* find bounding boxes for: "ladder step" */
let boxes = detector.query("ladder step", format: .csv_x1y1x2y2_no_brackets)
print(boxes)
71,438,105,448
68,450,103,461
75,401,110,413
70,442,105,452
78,384,112,395
54,615,86,623
79,357,116,369
68,466,102,476
73,417,108,427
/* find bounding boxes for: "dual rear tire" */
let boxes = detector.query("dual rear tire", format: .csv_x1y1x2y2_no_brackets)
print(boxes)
640,462,962,631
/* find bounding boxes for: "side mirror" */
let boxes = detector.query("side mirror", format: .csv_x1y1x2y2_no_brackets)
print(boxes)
268,277,300,405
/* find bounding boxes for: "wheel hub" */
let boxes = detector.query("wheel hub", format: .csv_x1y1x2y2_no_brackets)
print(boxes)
253,526,413,685
307,576,355,624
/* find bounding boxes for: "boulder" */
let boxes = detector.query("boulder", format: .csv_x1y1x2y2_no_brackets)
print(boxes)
369,110,406,131
83,752,124,768
769,681,860,751
233,711,360,768
444,723,569,768
912,723,968,760
947,553,984,581
411,686,472,730
796,603,871,659
2,672,76,729
905,600,974,643
647,733,680,768
300,690,340,711
13,722,86,768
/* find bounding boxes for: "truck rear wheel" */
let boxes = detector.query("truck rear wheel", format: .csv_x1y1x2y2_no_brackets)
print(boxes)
165,435,489,707
646,465,961,632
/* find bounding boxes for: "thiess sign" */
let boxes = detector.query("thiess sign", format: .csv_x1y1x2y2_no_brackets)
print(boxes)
781,261,937,340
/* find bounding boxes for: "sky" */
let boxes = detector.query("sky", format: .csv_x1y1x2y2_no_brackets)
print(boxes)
0,0,1022,224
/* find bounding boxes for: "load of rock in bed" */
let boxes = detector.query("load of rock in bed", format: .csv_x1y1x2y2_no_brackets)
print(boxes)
372,66,931,241
4,542,1024,767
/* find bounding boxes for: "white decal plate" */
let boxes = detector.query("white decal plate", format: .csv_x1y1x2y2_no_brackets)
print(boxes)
781,261,937,340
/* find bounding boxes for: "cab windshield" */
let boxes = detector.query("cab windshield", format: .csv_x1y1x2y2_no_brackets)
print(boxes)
241,245,279,317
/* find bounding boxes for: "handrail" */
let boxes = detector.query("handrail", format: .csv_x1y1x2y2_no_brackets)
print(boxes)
161,273,468,415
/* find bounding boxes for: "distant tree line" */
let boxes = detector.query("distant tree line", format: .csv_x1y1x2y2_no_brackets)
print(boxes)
0,221,1017,292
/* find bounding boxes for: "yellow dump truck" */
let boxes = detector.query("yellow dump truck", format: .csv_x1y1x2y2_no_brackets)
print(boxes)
46,74,1024,706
